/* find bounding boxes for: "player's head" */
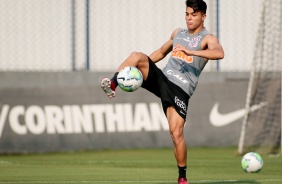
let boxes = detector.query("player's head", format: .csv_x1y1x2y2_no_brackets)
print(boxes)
185,0,207,15
185,0,207,31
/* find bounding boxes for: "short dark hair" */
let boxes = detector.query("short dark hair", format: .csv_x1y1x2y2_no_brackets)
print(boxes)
185,0,207,14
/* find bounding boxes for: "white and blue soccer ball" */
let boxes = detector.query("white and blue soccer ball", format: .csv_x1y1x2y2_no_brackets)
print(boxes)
117,66,143,92
241,152,263,173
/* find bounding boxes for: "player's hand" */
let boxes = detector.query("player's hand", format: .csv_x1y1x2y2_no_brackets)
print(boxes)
173,44,193,55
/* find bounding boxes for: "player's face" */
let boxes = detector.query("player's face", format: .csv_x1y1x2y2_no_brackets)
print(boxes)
185,7,206,31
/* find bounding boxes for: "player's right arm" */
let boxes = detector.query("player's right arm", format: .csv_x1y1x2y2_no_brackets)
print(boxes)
149,28,179,63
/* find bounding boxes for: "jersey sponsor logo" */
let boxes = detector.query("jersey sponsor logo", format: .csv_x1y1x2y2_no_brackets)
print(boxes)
176,37,190,42
166,70,188,84
172,48,193,63
209,102,267,127
189,35,202,48
174,96,187,113
0,103,169,138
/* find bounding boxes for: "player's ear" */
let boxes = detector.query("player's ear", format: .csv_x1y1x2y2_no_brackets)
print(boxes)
202,14,206,21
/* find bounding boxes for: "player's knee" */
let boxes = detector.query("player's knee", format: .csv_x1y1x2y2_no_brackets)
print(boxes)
170,129,184,144
129,52,147,63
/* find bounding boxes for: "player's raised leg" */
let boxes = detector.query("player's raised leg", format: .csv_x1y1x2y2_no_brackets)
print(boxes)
101,52,149,98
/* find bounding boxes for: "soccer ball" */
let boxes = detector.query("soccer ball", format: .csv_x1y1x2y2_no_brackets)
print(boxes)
241,152,263,173
117,66,143,92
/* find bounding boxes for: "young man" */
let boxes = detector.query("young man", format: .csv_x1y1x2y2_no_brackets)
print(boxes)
101,0,224,183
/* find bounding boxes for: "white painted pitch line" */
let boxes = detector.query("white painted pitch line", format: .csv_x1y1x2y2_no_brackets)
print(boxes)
0,179,281,183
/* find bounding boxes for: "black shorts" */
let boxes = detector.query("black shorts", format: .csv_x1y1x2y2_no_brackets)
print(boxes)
141,57,190,120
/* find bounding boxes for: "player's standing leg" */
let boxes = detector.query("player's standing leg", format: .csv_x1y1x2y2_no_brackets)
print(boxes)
166,106,189,184
101,52,149,98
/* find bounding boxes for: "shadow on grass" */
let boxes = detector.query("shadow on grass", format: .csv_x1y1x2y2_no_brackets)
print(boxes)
191,180,261,184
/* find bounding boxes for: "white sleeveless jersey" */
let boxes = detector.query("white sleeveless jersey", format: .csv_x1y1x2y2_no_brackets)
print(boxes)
162,28,210,97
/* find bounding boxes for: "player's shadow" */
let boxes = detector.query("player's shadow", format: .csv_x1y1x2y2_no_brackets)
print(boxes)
155,181,261,184
193,180,261,184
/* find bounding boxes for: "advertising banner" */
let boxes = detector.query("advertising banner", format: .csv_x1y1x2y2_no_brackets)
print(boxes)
0,72,249,153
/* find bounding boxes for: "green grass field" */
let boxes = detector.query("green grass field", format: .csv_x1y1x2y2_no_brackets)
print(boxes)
0,147,281,184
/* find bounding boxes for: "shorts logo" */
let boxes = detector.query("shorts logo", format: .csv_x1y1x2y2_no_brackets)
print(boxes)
174,96,187,113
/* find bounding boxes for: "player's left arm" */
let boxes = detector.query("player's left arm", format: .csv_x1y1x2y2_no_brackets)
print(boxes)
174,34,224,61
149,28,179,63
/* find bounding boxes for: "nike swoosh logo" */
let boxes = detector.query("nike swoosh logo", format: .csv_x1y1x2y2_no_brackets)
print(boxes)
180,110,186,115
209,102,267,127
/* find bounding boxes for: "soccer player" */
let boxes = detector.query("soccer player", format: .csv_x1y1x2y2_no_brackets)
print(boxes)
101,0,224,183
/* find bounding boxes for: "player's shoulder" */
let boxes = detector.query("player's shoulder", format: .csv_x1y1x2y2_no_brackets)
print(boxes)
200,29,220,46
171,28,188,38
175,28,189,34
172,28,181,35
202,30,219,43
204,34,219,42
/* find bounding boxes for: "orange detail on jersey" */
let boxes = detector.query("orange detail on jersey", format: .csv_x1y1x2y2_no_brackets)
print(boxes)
172,50,193,63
